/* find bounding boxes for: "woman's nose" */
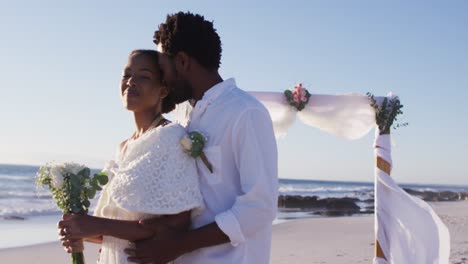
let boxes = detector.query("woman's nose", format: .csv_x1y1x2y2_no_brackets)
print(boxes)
127,76,136,86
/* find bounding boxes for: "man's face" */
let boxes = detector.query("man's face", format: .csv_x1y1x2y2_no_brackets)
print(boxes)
157,52,193,104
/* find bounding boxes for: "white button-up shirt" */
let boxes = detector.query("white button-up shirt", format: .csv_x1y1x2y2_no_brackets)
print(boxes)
176,78,278,264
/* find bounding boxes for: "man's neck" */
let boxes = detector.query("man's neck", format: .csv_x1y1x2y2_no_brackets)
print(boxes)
192,72,223,101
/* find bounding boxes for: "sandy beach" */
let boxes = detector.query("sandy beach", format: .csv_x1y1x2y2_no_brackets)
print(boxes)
0,201,466,264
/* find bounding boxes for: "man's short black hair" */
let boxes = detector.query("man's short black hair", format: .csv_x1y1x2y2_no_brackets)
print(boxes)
154,11,222,71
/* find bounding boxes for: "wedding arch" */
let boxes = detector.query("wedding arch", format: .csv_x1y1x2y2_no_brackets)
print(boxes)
248,84,450,264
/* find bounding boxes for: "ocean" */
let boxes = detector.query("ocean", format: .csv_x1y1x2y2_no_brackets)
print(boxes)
1,163,467,219
1,163,467,248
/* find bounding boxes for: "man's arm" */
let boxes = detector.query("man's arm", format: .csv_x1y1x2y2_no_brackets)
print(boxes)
59,211,191,242
126,220,229,264
180,222,229,250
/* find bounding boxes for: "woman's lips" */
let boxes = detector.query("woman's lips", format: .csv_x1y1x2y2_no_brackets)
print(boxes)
125,88,139,97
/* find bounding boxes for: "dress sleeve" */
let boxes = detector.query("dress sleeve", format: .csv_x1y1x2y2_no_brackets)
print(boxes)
109,124,205,216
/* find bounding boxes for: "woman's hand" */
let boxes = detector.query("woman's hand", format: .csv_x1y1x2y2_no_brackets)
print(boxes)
60,238,84,254
58,214,101,240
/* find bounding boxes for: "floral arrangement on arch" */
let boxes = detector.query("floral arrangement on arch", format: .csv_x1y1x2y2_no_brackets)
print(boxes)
284,83,311,111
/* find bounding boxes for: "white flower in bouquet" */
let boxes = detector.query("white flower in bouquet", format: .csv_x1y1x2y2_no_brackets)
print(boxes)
50,165,65,189
64,162,86,176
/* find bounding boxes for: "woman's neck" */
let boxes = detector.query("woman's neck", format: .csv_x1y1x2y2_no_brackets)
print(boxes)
132,110,162,138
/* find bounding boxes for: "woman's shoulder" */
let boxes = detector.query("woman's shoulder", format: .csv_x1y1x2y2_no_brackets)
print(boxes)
158,122,187,139
137,122,186,151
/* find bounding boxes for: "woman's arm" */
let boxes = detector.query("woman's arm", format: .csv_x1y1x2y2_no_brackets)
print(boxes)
59,211,191,242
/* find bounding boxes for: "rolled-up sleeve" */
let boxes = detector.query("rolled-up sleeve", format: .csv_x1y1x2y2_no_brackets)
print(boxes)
214,107,278,246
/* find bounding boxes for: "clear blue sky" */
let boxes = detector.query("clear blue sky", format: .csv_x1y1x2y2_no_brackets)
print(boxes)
1,1,467,185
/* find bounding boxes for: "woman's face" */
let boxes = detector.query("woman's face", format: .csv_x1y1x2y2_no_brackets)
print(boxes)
120,53,167,113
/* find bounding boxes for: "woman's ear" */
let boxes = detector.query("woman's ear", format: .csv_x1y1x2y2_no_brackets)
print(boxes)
160,86,169,99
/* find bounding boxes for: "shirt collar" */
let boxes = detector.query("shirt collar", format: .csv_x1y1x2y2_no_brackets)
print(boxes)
188,78,236,128
197,78,236,106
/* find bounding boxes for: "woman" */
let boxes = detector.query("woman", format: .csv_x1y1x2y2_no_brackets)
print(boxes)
58,49,204,263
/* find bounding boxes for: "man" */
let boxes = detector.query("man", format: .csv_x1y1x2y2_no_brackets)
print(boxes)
127,12,278,264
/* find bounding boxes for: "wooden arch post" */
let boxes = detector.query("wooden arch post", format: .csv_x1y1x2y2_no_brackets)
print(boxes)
375,130,391,261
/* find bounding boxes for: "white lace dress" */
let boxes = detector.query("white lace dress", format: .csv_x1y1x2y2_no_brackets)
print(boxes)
93,123,204,264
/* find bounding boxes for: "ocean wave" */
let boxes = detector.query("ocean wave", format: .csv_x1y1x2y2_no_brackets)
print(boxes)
278,183,374,200
279,185,372,194
0,208,62,218
0,191,52,199
0,174,34,181
0,197,99,218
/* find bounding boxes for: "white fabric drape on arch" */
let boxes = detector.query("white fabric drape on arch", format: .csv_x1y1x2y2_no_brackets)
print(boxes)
373,131,450,264
249,92,377,140
173,90,450,264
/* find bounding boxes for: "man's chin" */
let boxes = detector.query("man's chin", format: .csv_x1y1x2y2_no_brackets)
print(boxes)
172,94,193,104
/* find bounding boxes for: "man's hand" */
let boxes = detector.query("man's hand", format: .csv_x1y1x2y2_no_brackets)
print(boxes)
125,217,187,264
125,232,186,264
125,217,231,263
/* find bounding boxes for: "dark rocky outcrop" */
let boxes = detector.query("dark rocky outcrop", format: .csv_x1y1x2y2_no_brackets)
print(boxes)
4,216,26,220
403,188,468,202
278,195,362,216
277,188,468,218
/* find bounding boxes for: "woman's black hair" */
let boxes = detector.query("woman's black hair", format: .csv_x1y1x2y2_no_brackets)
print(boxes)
130,49,175,113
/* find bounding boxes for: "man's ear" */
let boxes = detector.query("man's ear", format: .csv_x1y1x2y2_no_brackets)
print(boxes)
175,51,190,72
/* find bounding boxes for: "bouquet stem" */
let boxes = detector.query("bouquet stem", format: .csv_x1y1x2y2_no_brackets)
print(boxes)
72,252,85,264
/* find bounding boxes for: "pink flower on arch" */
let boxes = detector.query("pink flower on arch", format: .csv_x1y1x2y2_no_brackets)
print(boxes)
285,82,311,110
293,94,300,104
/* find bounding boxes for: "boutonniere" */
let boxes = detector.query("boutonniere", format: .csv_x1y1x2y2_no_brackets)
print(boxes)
180,131,213,173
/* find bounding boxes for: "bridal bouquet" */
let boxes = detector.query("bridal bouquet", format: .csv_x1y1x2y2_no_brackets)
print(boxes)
36,162,108,264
